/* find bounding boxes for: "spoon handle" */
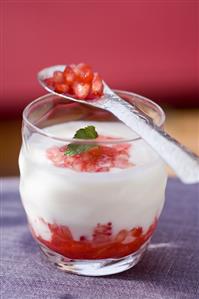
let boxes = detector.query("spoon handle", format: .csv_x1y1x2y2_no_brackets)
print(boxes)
101,90,199,184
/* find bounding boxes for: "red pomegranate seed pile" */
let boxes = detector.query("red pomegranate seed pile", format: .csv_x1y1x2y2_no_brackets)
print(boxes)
34,219,157,259
45,63,103,99
46,136,133,172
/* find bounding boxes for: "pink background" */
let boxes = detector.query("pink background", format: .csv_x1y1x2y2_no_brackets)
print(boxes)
0,1,198,117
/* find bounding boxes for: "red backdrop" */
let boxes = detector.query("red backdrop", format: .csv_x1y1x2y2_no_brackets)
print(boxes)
0,1,198,117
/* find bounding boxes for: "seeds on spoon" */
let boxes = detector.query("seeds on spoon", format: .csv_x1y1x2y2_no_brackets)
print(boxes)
45,63,104,100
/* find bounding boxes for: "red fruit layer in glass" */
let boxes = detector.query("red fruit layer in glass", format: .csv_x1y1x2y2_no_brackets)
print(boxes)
45,63,103,99
46,136,133,172
32,219,157,259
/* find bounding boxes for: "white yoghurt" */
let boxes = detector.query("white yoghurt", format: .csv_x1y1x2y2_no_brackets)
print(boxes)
19,121,167,241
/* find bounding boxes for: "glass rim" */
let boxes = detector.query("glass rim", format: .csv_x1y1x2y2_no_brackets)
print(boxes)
23,90,166,144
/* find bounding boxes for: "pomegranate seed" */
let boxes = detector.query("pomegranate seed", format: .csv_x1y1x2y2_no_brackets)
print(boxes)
74,63,93,83
44,77,54,88
115,229,128,242
114,157,130,169
63,66,76,85
80,236,87,241
72,82,90,99
59,145,68,152
90,72,103,97
131,227,143,237
53,71,64,83
54,83,69,93
92,223,112,243
72,161,83,172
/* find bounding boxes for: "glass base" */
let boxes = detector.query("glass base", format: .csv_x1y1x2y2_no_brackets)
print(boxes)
39,240,150,276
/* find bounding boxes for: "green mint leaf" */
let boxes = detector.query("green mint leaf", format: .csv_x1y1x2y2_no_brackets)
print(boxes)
74,126,98,139
64,126,98,156
65,144,96,156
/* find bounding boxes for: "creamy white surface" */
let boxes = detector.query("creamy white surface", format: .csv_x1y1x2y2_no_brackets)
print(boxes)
19,121,167,241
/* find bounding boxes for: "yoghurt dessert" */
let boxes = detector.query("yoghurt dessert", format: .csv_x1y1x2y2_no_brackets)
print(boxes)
19,63,168,275
19,120,167,261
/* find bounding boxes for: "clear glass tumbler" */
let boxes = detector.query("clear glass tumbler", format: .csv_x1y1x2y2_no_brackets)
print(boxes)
19,91,167,276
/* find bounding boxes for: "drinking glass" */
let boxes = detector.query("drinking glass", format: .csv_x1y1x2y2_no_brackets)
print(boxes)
19,91,167,276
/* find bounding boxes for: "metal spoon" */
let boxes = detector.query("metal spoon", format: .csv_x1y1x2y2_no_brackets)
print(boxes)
38,65,199,184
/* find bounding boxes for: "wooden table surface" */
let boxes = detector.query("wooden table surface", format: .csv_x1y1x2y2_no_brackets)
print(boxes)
1,109,199,176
